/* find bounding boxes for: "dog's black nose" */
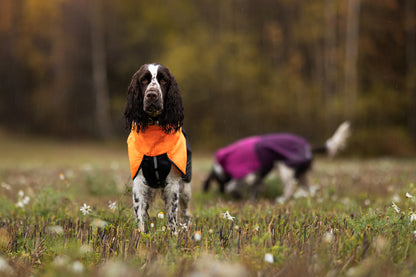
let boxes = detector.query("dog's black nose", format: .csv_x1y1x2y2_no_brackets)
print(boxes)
146,91,158,100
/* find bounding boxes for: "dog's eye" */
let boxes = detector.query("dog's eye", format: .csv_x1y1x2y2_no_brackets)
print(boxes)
159,78,167,86
140,77,149,85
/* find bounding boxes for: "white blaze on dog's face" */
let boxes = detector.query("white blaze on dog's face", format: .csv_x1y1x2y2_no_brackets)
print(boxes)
147,64,161,92
142,64,165,117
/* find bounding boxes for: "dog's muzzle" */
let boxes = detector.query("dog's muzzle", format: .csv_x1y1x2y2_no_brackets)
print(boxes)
144,89,163,116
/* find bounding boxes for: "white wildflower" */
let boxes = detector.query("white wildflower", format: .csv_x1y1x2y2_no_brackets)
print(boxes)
22,196,30,205
264,253,274,263
108,200,117,211
364,199,370,206
80,203,92,215
150,223,155,228
180,223,187,230
91,218,108,229
392,194,400,203
161,226,166,231
53,255,70,267
15,190,30,208
254,224,260,231
0,257,14,274
1,183,11,190
194,231,202,241
208,229,214,234
222,210,235,221
158,212,164,219
346,267,358,276
392,201,401,213
406,192,413,198
413,231,416,236
411,213,416,222
99,261,131,277
48,225,64,234
59,173,65,180
79,245,92,254
323,230,334,243
71,261,84,273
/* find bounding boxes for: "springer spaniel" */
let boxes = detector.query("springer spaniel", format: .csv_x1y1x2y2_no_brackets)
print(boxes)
124,63,192,232
203,122,350,203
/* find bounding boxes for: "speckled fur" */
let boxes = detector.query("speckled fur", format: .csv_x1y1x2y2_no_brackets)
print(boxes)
132,167,191,232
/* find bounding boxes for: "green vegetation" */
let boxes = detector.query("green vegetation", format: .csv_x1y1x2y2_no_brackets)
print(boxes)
0,137,416,276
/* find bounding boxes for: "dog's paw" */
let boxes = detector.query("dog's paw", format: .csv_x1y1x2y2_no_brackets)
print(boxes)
138,225,145,233
180,211,193,225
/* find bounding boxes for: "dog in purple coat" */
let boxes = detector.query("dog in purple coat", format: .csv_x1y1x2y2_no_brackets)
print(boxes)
202,122,350,203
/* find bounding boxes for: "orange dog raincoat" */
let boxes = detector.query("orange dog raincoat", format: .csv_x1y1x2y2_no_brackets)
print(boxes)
127,125,190,187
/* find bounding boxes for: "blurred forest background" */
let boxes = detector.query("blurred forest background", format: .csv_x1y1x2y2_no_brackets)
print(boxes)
0,0,415,156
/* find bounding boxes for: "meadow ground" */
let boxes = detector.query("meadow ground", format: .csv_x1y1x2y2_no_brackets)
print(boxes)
0,131,416,276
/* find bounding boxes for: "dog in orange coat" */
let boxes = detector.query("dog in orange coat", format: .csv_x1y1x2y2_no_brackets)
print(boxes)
124,63,192,232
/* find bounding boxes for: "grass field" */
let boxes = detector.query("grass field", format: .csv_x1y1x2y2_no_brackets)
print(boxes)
1,131,416,276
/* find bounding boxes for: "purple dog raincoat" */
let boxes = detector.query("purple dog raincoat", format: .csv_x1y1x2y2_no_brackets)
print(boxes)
215,136,262,179
214,134,312,180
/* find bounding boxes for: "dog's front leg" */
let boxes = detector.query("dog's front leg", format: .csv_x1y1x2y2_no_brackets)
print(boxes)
247,173,264,202
132,173,154,232
163,178,180,231
276,163,297,204
225,180,243,199
179,181,192,221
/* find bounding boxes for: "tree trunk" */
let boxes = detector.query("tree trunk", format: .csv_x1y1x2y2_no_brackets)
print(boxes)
344,0,360,120
91,0,112,138
406,0,416,140
323,0,337,129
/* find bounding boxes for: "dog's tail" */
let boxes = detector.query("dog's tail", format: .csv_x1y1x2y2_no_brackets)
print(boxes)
313,121,351,157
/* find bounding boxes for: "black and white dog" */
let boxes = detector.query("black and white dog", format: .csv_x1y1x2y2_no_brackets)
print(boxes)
124,63,191,232
203,122,350,203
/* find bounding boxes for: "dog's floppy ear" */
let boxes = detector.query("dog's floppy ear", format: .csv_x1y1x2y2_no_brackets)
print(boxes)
160,72,184,133
124,69,149,132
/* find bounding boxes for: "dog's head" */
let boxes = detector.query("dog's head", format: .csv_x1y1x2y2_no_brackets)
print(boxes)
124,63,184,133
